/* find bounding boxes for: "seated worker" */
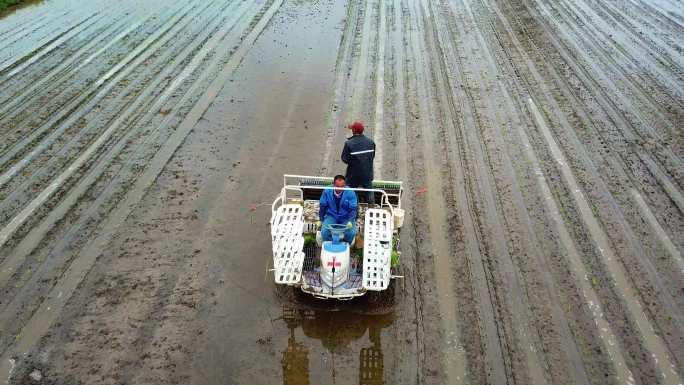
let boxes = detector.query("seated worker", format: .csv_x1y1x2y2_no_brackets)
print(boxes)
318,175,358,243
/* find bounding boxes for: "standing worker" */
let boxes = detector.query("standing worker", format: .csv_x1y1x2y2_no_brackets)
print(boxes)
341,121,376,203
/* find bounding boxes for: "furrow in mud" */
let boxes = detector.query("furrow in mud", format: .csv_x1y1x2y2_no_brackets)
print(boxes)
0,2,194,163
0,11,107,82
0,2,211,246
1,0,682,383
0,7,100,73
384,0,422,382
404,0,471,382
0,8,74,54
0,0,236,217
499,0,684,253
0,0,284,379
490,0,684,383
496,0,684,378
320,0,361,174
0,0,251,293
432,0,591,383
544,0,684,162
530,0,684,185
372,0,387,176
0,8,138,112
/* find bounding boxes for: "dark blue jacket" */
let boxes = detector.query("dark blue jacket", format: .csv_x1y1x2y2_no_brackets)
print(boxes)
341,134,375,187
319,187,358,224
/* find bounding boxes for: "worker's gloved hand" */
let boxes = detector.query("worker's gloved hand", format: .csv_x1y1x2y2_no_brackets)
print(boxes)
316,220,321,229
346,221,353,229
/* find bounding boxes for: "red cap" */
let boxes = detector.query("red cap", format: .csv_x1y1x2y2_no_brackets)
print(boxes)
348,121,364,134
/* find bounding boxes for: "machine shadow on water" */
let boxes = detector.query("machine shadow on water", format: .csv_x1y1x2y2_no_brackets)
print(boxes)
275,288,395,385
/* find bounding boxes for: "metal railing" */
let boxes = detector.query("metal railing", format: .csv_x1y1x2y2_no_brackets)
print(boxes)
278,174,403,210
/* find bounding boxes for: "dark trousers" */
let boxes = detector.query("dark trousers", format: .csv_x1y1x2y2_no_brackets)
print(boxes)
351,182,374,204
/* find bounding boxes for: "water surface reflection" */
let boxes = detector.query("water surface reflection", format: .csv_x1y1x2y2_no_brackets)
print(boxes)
279,304,393,385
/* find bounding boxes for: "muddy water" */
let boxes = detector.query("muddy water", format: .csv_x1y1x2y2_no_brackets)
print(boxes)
2,0,683,383
185,1,398,383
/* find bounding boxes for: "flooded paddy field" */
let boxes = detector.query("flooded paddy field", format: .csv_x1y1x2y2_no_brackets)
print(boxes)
0,0,682,384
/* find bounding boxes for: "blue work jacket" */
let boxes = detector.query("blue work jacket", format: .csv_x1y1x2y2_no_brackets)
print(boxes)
319,187,358,224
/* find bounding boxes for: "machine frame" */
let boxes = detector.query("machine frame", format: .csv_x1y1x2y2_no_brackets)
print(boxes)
270,175,404,300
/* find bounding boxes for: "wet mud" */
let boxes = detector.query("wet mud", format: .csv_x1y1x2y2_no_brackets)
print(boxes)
0,0,682,384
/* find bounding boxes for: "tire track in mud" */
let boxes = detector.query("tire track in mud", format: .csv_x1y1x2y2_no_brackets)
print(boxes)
492,1,684,378
486,0,676,380
0,0,284,380
527,96,681,384
500,0,684,252
629,188,684,276
0,0,229,302
385,1,422,382
581,0,684,93
542,0,683,156
0,7,173,144
488,0,680,380
396,0,680,379
482,2,652,383
0,0,89,43
435,0,552,382
628,0,684,36
348,0,377,121
320,0,360,174
515,98,635,384
513,0,684,257
405,1,466,383
399,33,454,385
529,0,684,186
0,12,52,42
372,0,387,177
495,0,684,250
568,0,684,103
323,0,381,173
403,0,471,382
433,1,592,383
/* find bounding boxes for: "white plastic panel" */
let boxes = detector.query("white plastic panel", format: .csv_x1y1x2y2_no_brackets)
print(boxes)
271,204,305,284
271,204,304,240
273,234,304,256
274,250,305,284
362,209,392,291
